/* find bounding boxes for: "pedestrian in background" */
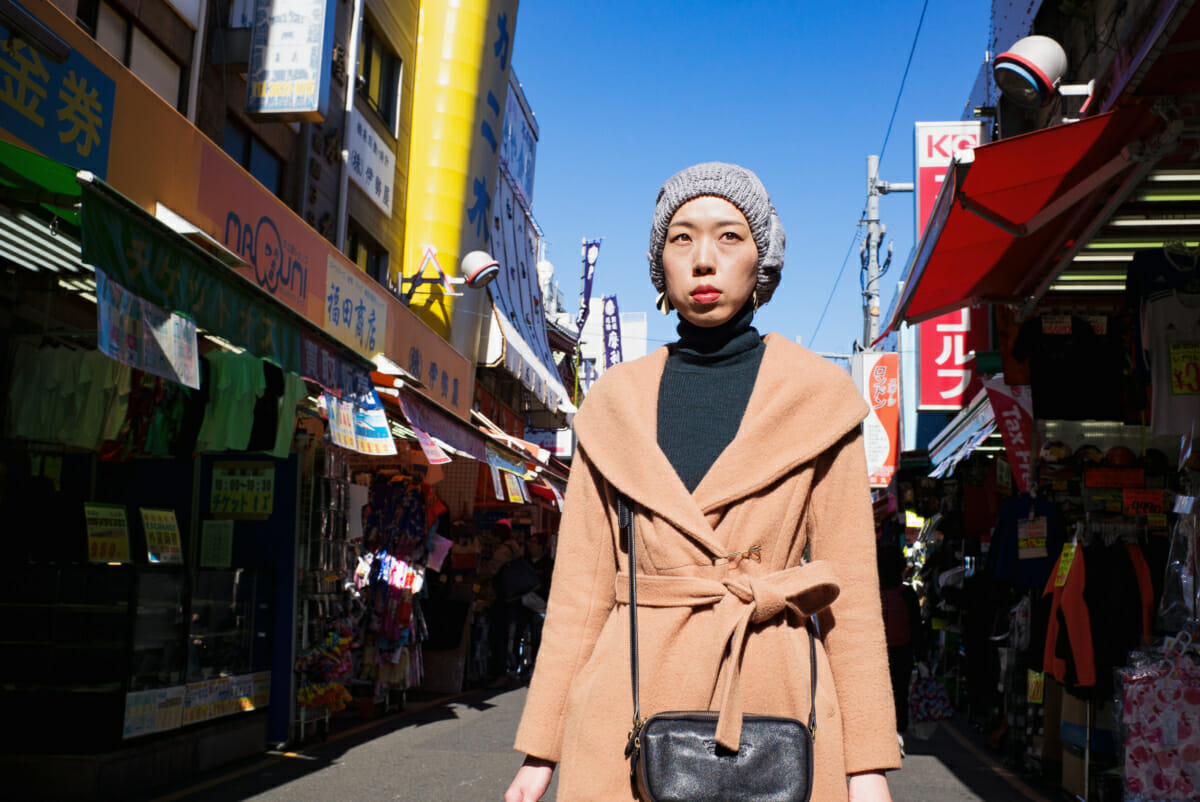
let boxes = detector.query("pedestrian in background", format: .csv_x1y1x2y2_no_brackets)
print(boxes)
506,162,899,801
878,540,922,756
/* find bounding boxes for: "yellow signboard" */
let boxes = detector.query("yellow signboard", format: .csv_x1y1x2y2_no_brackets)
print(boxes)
85,502,131,563
141,508,183,563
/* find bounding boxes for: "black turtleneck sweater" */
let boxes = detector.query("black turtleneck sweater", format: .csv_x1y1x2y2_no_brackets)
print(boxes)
657,301,765,492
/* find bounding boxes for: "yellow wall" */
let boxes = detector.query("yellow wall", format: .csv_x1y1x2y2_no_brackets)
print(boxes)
400,0,519,353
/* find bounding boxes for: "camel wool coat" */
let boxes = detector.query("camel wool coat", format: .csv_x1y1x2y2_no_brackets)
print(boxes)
514,334,901,800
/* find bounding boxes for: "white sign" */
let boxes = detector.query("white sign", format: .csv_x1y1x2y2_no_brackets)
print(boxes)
348,106,395,214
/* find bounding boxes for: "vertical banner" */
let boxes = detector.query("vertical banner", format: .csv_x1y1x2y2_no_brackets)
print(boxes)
982,377,1034,494
601,294,624,368
577,239,600,333
851,352,901,488
914,121,989,411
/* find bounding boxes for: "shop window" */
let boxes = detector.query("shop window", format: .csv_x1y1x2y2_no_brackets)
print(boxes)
87,2,183,110
223,119,284,196
358,19,402,134
348,222,390,287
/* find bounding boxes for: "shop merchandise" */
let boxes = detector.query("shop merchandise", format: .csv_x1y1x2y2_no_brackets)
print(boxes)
195,350,267,452
1011,314,1127,422
1120,642,1200,801
987,494,1065,590
1139,290,1200,436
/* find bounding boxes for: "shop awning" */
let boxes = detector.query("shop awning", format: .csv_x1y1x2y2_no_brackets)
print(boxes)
483,167,576,418
928,389,996,479
392,387,487,462
0,140,373,395
880,105,1164,338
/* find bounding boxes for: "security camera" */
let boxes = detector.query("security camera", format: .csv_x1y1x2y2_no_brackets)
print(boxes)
461,250,500,289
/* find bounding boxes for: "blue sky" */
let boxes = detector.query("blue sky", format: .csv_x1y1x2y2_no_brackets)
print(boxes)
510,0,992,356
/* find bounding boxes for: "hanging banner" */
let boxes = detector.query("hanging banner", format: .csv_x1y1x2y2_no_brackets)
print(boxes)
601,294,624,369
576,239,600,332
982,377,1034,494
95,268,200,389
85,502,131,564
398,396,451,465
851,352,901,488
352,389,398,456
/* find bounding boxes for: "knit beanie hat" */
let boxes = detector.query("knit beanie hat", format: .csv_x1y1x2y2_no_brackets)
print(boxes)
649,162,786,306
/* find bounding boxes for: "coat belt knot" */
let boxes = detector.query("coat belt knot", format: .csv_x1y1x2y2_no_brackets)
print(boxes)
615,559,841,752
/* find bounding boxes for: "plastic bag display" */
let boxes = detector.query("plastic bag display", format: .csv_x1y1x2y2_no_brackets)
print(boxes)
1120,656,1200,801
1156,514,1197,634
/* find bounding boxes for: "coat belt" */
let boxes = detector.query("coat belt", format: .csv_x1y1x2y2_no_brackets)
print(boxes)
614,559,841,750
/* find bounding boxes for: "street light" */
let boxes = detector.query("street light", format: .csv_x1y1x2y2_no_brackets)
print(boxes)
398,249,499,305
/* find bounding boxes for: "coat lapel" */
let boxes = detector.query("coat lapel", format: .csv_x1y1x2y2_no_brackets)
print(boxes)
573,334,870,556
692,334,870,511
572,347,724,553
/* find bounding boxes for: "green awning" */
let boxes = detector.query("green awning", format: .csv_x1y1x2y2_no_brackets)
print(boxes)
0,139,82,224
0,141,372,393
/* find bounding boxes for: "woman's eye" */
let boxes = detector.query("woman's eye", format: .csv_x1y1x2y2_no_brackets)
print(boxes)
720,231,742,241
669,233,690,243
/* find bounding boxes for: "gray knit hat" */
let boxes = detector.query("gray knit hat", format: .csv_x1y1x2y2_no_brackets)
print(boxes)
648,162,786,306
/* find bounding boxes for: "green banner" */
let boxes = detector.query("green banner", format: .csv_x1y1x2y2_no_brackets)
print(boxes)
80,185,301,373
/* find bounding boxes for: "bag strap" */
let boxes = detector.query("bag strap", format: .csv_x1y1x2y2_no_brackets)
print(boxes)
619,494,819,746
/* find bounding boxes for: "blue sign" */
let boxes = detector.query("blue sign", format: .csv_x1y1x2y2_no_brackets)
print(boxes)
0,23,114,177
245,0,336,121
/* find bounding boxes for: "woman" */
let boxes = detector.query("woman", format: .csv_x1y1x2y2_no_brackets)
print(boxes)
505,163,900,801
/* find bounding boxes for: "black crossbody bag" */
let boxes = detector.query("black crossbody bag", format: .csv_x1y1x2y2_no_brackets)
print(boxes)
619,496,816,802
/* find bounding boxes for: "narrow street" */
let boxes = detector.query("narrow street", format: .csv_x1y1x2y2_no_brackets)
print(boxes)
141,687,1057,802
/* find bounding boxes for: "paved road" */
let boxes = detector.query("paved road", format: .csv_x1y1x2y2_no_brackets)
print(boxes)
143,687,1056,801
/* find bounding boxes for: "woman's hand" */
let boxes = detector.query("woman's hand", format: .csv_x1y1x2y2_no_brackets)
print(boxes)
504,755,555,802
848,770,893,802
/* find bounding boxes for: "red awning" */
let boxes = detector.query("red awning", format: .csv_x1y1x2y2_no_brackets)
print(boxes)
880,105,1162,338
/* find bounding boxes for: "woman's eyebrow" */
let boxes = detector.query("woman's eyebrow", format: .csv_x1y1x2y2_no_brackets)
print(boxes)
667,218,748,229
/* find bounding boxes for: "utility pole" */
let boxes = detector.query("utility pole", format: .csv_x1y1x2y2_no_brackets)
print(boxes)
862,155,913,349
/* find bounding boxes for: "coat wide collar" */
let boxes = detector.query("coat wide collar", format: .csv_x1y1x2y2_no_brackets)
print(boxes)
574,333,869,556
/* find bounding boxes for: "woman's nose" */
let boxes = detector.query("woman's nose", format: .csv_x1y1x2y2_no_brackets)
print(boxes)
693,236,717,274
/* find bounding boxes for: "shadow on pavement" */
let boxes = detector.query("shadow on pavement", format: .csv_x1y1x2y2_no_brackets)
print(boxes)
134,687,512,802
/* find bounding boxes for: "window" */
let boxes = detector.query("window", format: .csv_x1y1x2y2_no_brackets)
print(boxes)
358,20,402,133
89,2,183,110
223,120,284,196
348,223,390,288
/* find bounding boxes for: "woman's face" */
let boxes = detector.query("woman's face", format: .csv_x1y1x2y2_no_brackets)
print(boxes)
662,196,758,327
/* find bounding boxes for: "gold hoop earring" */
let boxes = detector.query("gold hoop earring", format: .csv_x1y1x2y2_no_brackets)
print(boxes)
752,289,759,310
656,291,673,315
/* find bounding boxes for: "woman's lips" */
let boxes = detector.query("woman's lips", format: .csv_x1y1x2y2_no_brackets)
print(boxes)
692,287,721,304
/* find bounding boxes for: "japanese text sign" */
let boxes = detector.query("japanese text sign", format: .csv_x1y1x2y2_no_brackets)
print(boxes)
852,352,900,488
0,24,114,176
348,106,394,214
245,0,336,122
85,502,130,563
601,295,623,368
141,507,183,563
211,462,275,519
324,254,387,360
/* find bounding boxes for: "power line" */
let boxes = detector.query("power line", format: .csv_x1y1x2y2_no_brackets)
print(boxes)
878,0,931,164
808,214,864,347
